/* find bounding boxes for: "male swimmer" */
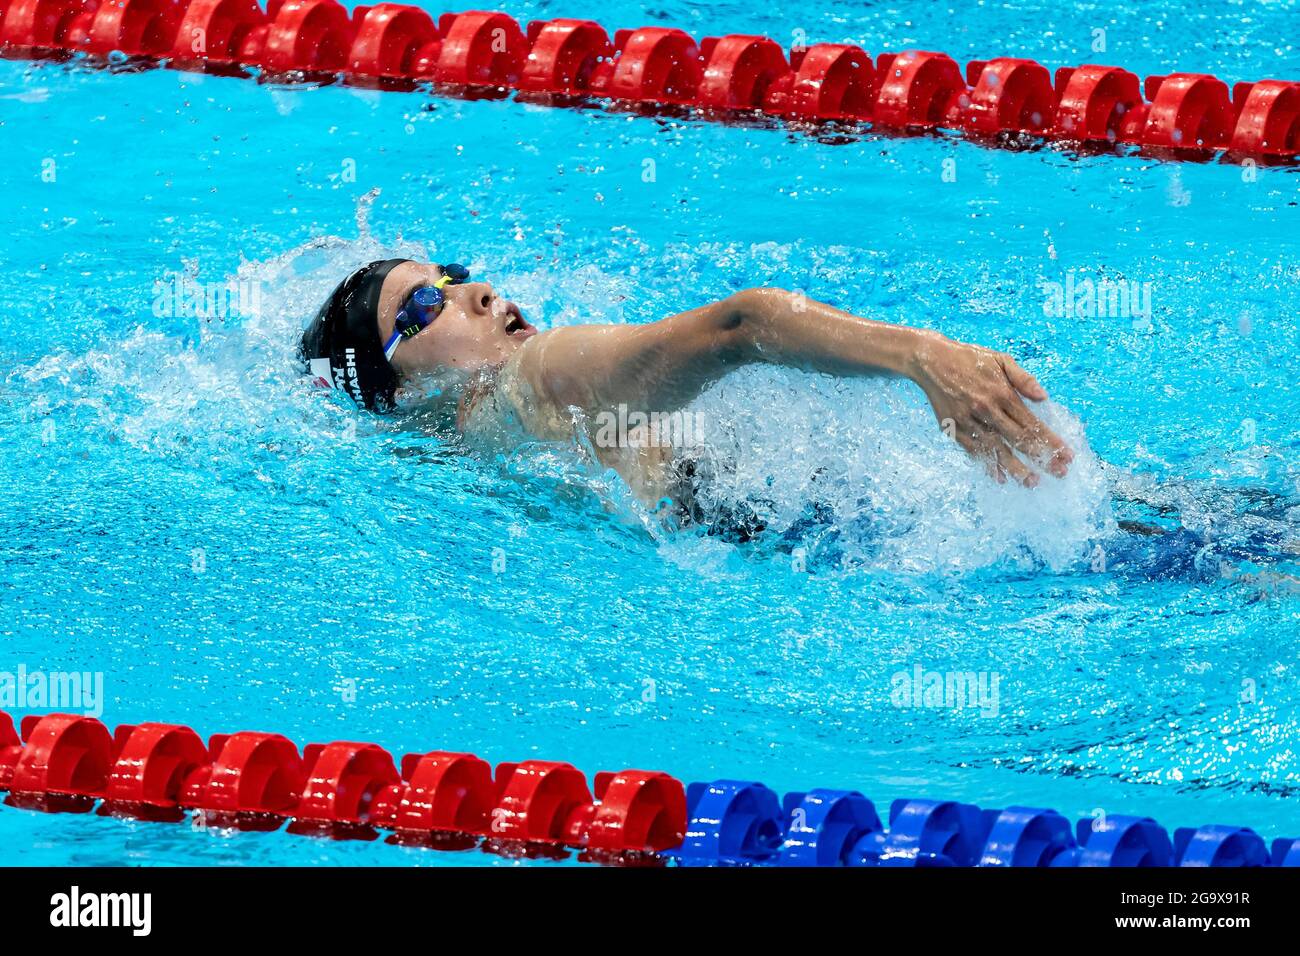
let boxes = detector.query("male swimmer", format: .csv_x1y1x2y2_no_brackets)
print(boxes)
302,258,1075,519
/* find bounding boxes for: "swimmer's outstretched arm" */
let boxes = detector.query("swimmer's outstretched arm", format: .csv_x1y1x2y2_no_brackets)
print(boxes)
519,287,1074,485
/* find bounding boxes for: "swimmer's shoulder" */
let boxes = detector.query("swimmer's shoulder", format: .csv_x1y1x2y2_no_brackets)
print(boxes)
458,334,573,442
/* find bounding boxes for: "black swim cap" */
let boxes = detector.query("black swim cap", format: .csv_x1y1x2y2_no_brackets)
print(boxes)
300,258,408,411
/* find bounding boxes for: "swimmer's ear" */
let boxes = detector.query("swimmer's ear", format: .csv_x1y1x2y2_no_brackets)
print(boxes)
998,353,1048,402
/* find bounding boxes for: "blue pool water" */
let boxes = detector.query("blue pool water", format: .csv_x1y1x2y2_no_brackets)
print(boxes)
2,1,1299,865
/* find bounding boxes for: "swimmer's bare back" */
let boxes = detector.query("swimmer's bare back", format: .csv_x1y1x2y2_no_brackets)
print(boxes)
462,288,1075,504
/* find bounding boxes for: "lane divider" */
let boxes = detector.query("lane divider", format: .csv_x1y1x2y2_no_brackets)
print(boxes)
0,2,1297,162
2,710,1298,866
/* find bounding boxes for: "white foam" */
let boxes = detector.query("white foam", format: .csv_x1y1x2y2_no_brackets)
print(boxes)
677,364,1114,574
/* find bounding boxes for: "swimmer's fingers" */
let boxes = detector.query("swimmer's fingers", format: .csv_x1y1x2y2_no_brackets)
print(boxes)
995,398,1074,478
990,350,1072,475
998,352,1048,402
964,421,1040,488
955,429,1012,485
991,439,1039,488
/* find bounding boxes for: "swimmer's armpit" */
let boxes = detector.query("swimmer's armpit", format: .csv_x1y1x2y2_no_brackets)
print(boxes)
513,287,1073,486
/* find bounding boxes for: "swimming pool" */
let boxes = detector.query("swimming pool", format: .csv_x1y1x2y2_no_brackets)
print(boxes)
1,0,1299,866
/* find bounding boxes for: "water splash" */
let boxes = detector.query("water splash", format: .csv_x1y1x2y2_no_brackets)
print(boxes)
8,200,432,481
675,364,1114,574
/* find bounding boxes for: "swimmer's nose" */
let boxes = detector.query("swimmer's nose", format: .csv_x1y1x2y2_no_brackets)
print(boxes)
455,281,496,318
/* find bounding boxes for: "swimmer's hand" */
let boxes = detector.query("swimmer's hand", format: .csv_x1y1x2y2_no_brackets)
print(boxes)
908,331,1074,486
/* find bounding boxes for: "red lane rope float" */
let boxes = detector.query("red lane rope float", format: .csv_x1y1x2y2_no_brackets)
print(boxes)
1053,65,1143,142
0,711,688,862
874,50,964,129
435,10,526,87
371,750,494,844
772,44,875,122
347,3,438,84
2,1,1298,161
168,0,267,74
595,26,700,106
518,17,609,97
260,0,351,77
964,57,1057,137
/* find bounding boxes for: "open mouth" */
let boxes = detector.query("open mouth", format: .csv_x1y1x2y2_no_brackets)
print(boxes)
503,302,537,339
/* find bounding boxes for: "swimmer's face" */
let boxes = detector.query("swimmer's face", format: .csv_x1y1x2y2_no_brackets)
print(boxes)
376,261,537,384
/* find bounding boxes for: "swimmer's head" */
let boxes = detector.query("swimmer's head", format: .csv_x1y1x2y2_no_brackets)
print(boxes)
300,258,537,411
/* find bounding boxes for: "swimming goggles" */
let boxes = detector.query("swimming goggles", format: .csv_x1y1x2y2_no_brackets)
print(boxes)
383,262,469,361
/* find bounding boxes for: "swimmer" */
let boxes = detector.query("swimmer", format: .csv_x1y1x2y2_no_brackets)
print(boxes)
302,258,1074,512
303,259,1300,587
